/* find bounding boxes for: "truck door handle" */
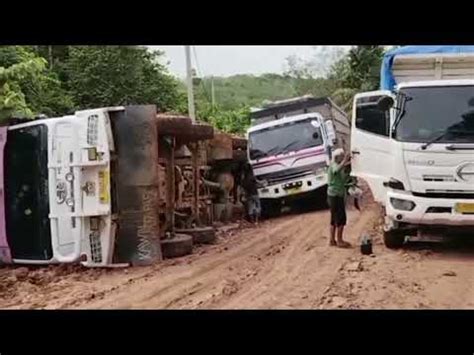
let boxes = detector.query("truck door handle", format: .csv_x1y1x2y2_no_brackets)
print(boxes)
352,150,360,155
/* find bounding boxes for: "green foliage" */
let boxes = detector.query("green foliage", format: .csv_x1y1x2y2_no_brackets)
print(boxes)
0,47,48,120
327,46,385,113
330,88,358,113
0,45,386,135
332,46,384,91
64,46,181,111
193,74,296,110
197,102,250,134
0,46,75,119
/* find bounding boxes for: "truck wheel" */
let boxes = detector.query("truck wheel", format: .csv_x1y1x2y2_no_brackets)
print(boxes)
161,234,194,258
175,227,216,245
383,229,405,249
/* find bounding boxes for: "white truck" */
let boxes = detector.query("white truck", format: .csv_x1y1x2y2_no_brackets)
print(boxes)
247,96,350,215
351,46,474,248
1,105,162,266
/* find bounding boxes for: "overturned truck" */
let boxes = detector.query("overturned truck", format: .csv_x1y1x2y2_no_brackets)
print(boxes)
155,114,247,258
1,105,247,267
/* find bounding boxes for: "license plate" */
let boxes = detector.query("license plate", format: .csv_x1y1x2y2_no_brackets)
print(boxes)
287,187,301,195
455,203,474,214
99,170,110,204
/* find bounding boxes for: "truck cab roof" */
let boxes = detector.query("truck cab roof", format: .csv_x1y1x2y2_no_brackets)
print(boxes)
397,79,474,90
247,112,324,134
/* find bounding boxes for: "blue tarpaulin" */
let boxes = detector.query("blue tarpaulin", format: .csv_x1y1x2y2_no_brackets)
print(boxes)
380,46,474,91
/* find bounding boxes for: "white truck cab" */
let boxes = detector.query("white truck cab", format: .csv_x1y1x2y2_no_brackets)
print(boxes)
4,108,119,266
352,48,474,247
247,112,338,213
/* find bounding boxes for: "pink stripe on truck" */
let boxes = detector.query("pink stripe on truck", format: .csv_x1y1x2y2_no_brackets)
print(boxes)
0,127,11,264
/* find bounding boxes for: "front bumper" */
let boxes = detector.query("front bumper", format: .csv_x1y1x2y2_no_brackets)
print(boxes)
258,174,327,200
386,190,474,226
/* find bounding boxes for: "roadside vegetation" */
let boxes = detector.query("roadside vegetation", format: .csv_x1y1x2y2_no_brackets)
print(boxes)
0,45,387,133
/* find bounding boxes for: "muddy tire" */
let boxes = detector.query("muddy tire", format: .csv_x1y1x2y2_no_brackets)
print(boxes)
383,229,405,249
175,227,216,245
161,234,193,259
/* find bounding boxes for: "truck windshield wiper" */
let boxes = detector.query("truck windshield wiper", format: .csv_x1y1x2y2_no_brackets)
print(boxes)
250,149,267,160
420,129,474,150
278,140,300,154
266,146,283,156
421,131,451,150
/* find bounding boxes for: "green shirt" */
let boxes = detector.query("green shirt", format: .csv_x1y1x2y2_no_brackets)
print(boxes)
327,162,349,197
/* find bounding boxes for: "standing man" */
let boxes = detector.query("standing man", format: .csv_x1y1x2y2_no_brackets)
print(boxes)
327,148,351,248
242,163,261,225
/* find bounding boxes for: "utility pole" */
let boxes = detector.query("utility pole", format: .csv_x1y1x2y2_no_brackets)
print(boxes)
211,76,216,109
184,46,196,122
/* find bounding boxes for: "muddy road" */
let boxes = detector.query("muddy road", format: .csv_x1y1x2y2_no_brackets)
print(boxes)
0,198,473,309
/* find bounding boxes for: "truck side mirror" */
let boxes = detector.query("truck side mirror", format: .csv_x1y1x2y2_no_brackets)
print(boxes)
310,120,321,128
377,95,394,111
324,120,336,146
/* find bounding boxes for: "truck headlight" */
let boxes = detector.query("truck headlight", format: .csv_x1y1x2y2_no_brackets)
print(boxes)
87,147,98,161
390,198,415,211
87,114,99,146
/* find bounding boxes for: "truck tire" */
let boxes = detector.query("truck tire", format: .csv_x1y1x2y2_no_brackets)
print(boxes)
161,234,193,259
383,229,405,249
175,227,216,245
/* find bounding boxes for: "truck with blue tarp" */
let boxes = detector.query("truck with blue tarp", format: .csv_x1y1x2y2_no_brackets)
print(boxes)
351,46,474,248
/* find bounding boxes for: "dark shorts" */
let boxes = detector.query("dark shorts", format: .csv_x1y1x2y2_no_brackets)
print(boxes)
328,195,346,227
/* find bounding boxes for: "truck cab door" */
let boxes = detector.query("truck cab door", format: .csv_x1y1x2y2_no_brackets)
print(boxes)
351,91,393,204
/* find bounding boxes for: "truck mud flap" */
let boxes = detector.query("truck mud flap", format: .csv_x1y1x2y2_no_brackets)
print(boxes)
109,106,162,266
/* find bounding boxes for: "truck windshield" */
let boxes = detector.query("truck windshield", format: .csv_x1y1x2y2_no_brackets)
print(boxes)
394,85,474,143
249,119,324,160
5,124,52,260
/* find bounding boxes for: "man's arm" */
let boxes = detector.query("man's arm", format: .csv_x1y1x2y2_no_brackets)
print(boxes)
332,153,351,172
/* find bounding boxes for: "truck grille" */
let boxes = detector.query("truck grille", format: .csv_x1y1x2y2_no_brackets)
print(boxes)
413,191,474,199
89,232,103,263
422,175,455,182
257,163,326,185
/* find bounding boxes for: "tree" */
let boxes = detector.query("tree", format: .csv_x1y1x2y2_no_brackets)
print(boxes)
328,45,385,113
0,46,75,118
64,46,181,111
282,46,385,115
197,102,250,134
284,47,350,100
331,45,384,91
0,48,48,120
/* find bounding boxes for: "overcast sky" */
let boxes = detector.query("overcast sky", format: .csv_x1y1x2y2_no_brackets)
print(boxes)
148,46,352,78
